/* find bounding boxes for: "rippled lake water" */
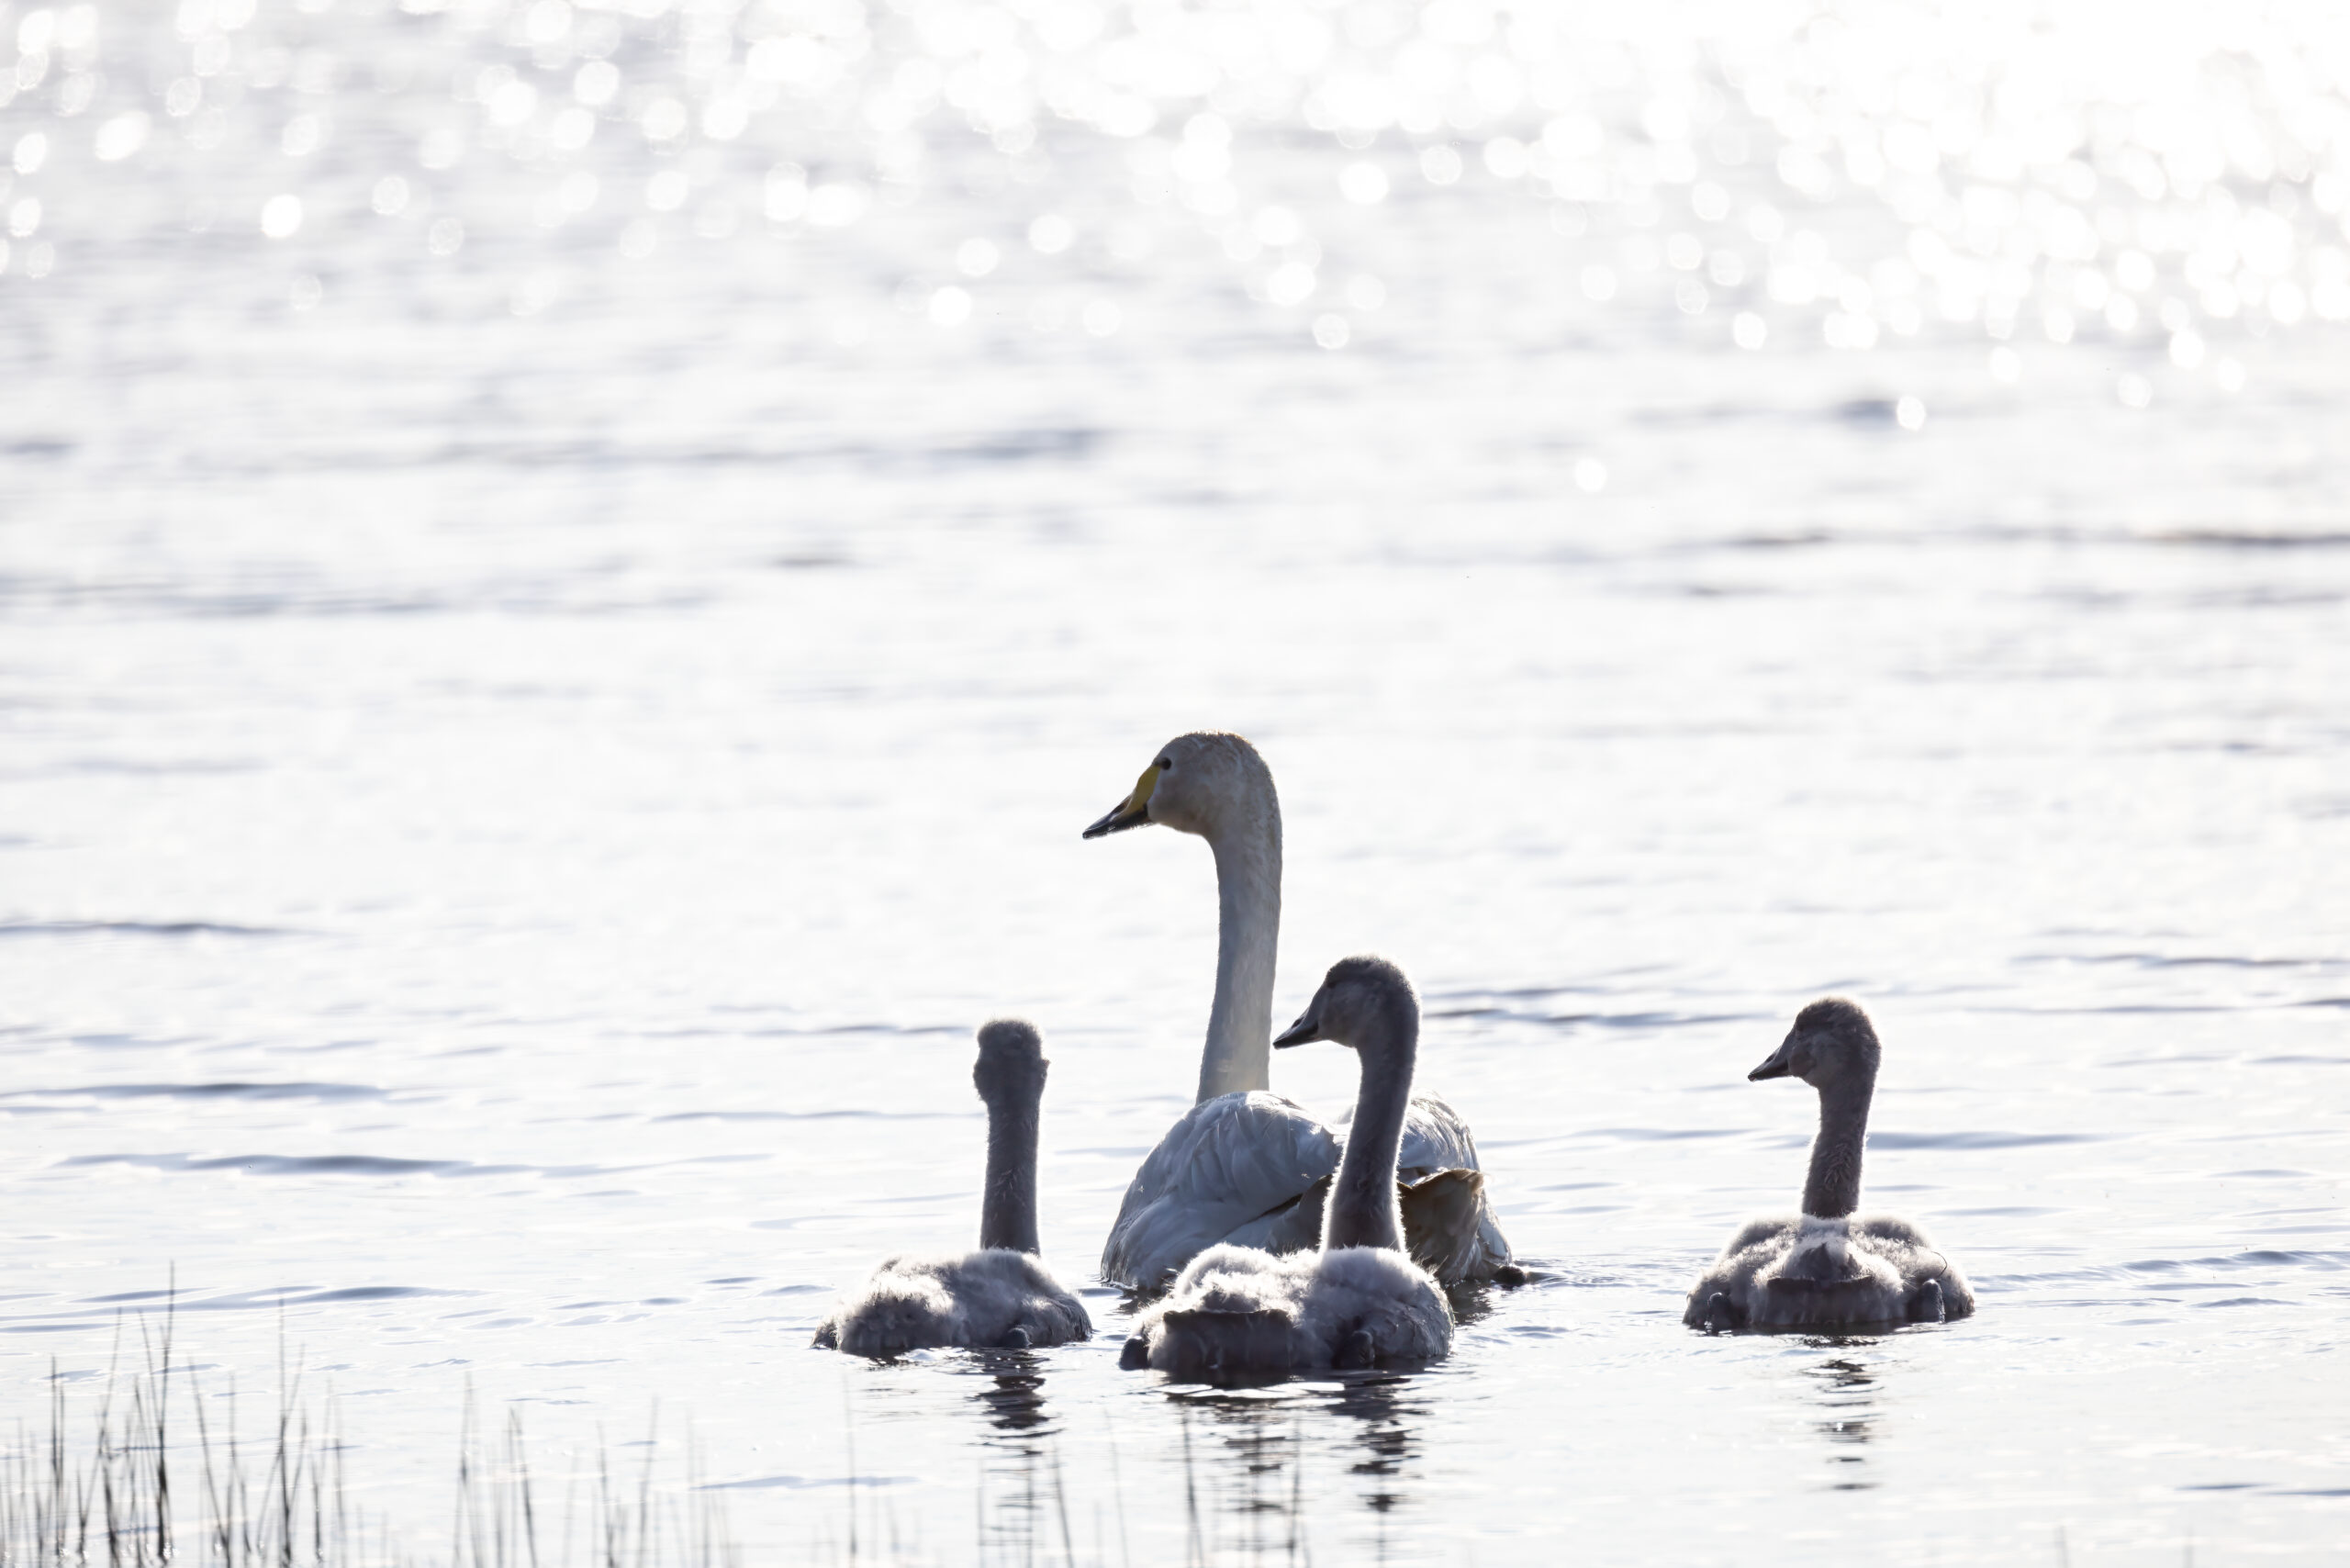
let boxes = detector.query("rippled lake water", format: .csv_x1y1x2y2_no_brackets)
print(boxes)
5,0,2350,1560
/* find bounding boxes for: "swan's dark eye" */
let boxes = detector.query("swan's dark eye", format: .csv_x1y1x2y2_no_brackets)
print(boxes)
1157,757,1171,770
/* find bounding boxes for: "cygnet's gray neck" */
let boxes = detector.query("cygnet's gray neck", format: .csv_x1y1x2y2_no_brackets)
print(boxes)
978,1087,1041,1254
1197,809,1281,1103
1800,1073,1874,1220
1323,1004,1415,1253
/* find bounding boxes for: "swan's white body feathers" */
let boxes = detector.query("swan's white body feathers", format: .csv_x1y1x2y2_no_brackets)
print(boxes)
1683,1214,1975,1330
814,1248,1091,1355
1128,1243,1453,1378
1101,1089,1509,1290
1101,1092,1337,1290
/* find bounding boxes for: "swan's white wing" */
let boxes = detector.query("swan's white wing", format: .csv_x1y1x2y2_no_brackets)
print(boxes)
1100,1092,1340,1291
1396,1092,1482,1178
1336,1091,1516,1282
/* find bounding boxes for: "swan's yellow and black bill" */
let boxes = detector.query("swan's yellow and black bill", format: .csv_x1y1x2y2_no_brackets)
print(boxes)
1081,763,1160,839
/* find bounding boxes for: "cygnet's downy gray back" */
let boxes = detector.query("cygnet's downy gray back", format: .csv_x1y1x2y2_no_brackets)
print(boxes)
1684,998,1975,1333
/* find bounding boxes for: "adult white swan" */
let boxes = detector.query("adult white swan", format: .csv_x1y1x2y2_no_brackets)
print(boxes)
1121,957,1455,1380
814,1020,1092,1354
1684,998,1975,1332
1082,732,1513,1289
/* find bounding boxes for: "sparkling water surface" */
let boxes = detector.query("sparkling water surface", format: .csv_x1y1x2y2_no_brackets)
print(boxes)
4,0,2349,1560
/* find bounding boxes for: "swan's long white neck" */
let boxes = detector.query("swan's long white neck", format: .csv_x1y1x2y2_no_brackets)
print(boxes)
1324,1001,1414,1253
1197,804,1281,1103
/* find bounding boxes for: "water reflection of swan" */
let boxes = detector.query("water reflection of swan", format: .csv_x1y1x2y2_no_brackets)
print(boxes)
1327,1374,1423,1518
1122,958,1453,1381
970,1368,1050,1437
1810,1359,1877,1440
1685,999,1975,1333
1116,1369,1435,1566
965,1371,1069,1567
1083,733,1514,1289
814,1022,1091,1355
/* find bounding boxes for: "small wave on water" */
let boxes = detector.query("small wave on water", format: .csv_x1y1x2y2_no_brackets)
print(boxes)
1430,1002,1769,1032
0,1282,476,1333
60,1152,503,1178
50,1151,770,1180
0,919,302,938
651,1107,963,1122
1868,1129,2101,1149
699,1473,921,1492
1,1081,396,1102
1568,1126,1747,1142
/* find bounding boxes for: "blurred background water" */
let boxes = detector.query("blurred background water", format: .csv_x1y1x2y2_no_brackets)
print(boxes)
4,0,2350,1560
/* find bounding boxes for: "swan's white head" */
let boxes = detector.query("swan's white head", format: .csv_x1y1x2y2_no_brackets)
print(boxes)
1750,997,1880,1089
1080,732,1275,842
1272,955,1417,1061
973,1018,1047,1107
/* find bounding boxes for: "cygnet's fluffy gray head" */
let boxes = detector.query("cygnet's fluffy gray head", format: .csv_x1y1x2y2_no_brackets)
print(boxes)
1272,955,1417,1056
1750,997,1880,1087
1080,732,1276,841
973,1018,1047,1105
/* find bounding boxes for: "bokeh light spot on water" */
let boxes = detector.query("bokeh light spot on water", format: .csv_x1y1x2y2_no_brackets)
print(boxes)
93,111,147,162
259,193,301,239
1253,205,1301,247
574,59,617,106
1026,212,1071,253
956,238,998,277
1338,160,1389,204
640,97,688,142
510,269,561,315
928,284,971,326
1896,395,1927,431
1572,457,1606,492
806,183,867,227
